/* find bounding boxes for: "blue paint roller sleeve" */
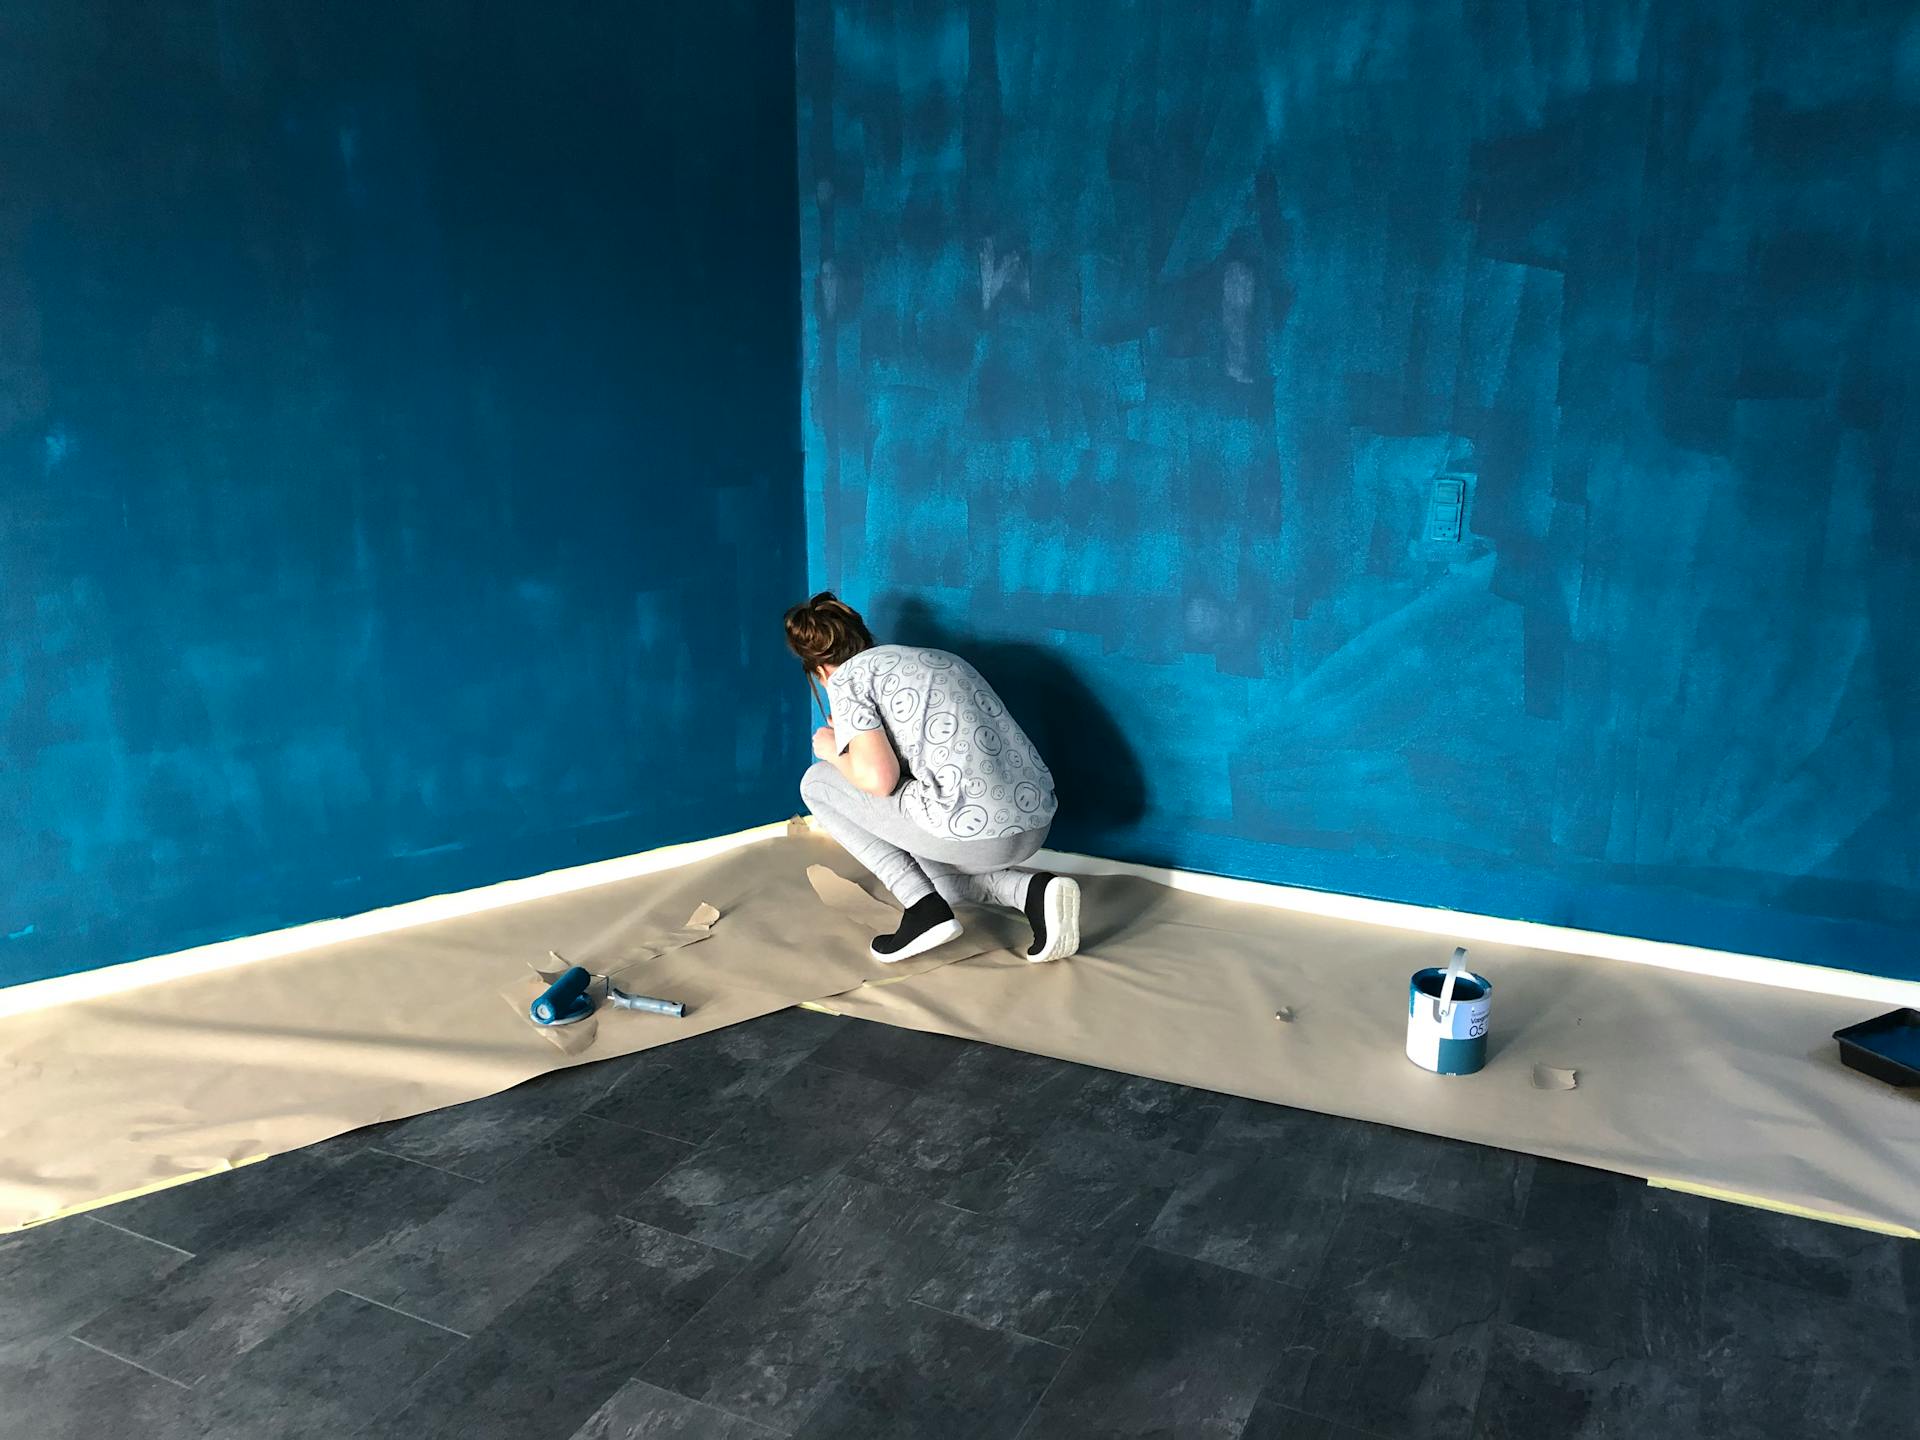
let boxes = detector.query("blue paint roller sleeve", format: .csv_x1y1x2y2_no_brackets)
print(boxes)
531,965,596,1025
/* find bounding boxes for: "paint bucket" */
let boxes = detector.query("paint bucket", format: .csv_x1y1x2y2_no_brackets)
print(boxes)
1406,947,1491,1076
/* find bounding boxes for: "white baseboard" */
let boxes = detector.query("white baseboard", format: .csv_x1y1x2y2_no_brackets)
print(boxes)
1030,843,1920,1009
0,821,794,1020
7,815,1913,1019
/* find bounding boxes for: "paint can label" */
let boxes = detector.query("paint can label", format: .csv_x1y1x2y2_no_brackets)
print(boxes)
1406,966,1492,1075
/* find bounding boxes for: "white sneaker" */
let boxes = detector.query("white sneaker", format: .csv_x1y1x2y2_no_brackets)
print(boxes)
1024,874,1081,963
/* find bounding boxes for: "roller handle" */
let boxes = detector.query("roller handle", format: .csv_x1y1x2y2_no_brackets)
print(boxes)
610,986,686,1018
1434,947,1469,1024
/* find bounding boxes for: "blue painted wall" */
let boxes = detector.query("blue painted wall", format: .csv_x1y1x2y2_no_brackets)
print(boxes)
797,0,1920,977
2,2,803,986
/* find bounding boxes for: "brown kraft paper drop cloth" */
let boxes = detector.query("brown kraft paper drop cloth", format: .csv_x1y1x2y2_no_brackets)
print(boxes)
1,832,1915,1235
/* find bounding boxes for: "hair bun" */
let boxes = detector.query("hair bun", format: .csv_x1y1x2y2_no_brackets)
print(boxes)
784,591,875,670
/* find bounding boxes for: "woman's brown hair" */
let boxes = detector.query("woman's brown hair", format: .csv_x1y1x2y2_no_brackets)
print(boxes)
784,591,875,675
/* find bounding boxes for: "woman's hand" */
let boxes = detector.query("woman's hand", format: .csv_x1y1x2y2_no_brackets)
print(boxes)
812,726,839,761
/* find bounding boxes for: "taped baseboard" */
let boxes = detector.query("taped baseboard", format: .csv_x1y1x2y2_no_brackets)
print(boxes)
0,821,793,1020
1029,842,1920,1009
9,813,1914,1019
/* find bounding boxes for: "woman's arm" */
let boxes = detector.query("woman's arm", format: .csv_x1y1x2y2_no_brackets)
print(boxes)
813,726,901,796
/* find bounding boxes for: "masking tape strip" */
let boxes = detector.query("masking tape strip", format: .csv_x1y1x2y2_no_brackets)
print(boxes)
1645,1177,1920,1238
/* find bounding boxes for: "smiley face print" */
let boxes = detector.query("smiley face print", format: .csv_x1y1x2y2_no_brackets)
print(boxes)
949,804,989,837
831,644,1056,837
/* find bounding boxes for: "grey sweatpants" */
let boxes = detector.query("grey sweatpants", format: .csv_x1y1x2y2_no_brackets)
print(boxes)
801,761,1047,910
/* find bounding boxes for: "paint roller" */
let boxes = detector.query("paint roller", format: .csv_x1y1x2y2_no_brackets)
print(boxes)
530,965,597,1026
542,949,688,1020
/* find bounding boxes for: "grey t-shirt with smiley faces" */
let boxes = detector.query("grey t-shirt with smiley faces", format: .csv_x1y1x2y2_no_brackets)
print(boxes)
827,646,1057,840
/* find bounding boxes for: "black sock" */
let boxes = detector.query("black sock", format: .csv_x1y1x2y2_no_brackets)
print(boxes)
1023,873,1057,956
872,894,956,957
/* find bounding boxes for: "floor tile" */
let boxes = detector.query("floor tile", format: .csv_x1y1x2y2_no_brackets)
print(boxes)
587,1009,847,1146
15,1019,1912,1440
1269,1303,1492,1440
911,1206,1133,1346
333,1124,691,1335
74,1152,472,1384
1504,1161,1708,1359
996,1122,1199,1232
1907,1241,1920,1366
639,1176,977,1431
761,1172,969,1300
0,1215,190,1347
1239,1402,1376,1439
808,1018,972,1089
365,1219,743,1440
588,1051,802,1147
951,1123,1198,1330
1344,1123,1534,1226
622,1064,912,1257
1147,1145,1347,1287
928,1043,1099,1108
788,1300,1063,1439
842,1042,1104,1213
180,1290,460,1440
1707,1201,1908,1313
844,1088,1055,1211
568,1379,781,1438
1017,1246,1299,1439
331,1175,600,1336
1203,1098,1360,1164
0,1335,188,1440
1700,1265,1915,1440
1307,1193,1515,1331
371,1056,640,1180
1471,1323,1700,1439
1053,1069,1224,1153
898,1123,1198,1344
1260,1195,1515,1440
642,1265,891,1429
534,1117,700,1211
95,1150,339,1253
692,1006,849,1062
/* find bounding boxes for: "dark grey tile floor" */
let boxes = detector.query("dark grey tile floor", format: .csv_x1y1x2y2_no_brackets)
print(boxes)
5,1007,1915,1439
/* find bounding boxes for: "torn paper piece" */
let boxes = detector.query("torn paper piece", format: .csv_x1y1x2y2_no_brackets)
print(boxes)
1532,1063,1579,1091
685,902,721,931
808,864,899,929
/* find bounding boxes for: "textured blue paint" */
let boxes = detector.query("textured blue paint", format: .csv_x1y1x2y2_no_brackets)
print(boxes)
2,2,803,986
798,0,1920,979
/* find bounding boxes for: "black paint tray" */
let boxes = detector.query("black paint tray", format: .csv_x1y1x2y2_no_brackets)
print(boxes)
1832,1008,1920,1089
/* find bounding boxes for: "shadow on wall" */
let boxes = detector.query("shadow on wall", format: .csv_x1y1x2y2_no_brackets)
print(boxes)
877,595,1148,835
